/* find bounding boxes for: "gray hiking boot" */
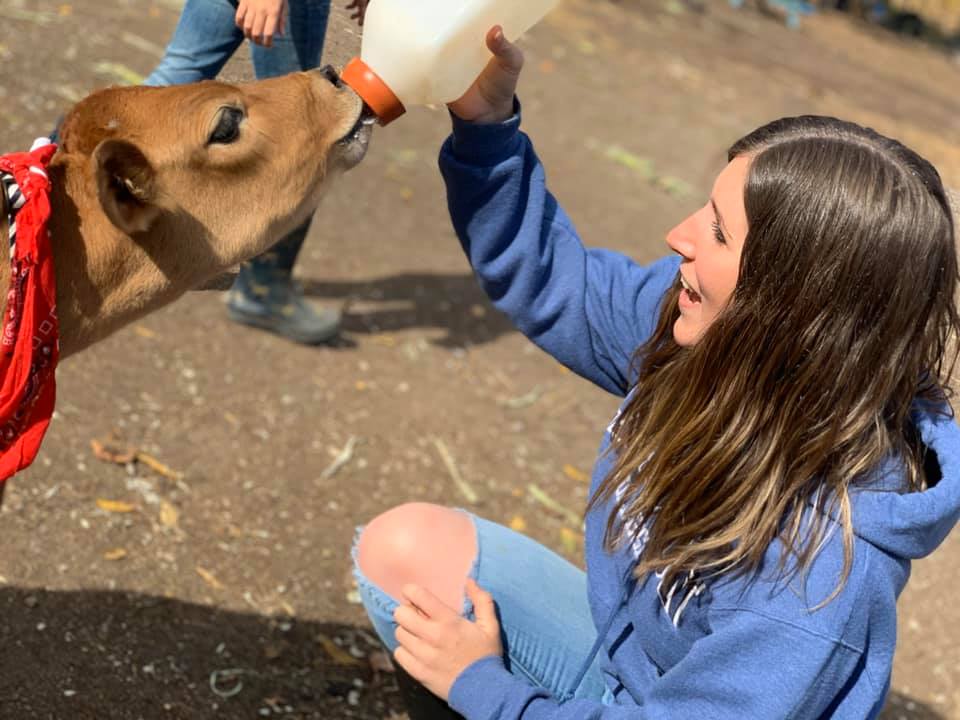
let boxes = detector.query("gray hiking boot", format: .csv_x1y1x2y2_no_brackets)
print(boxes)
226,261,341,345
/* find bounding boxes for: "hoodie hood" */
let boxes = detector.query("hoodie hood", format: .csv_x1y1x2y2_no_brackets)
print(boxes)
851,403,960,560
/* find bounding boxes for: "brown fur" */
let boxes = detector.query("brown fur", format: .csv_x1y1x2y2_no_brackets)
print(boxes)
0,69,371,358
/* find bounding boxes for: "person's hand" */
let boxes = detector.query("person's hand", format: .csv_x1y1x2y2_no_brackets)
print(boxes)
235,0,287,47
346,0,370,26
393,579,503,701
448,26,524,125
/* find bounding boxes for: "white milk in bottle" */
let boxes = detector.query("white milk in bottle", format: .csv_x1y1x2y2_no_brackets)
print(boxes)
341,0,560,125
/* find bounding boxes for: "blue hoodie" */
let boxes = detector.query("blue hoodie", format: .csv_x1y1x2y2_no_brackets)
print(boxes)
439,107,960,720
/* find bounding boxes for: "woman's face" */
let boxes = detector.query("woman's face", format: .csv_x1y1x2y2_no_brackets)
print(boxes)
665,155,750,347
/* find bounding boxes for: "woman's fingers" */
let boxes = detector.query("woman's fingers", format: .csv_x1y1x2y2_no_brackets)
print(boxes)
402,583,459,620
394,602,437,640
466,579,498,630
486,26,524,75
395,625,437,661
393,645,429,683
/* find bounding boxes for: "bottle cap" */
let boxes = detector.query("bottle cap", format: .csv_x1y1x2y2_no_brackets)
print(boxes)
341,58,406,126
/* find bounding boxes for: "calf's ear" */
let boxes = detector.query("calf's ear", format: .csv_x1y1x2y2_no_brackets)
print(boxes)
92,139,160,235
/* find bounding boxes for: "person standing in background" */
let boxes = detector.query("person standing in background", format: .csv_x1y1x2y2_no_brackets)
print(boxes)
145,0,369,344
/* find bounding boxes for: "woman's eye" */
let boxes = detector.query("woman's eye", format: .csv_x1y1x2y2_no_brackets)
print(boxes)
209,107,244,145
711,221,727,245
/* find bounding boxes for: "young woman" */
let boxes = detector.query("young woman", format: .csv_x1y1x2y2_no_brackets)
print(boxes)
352,28,960,719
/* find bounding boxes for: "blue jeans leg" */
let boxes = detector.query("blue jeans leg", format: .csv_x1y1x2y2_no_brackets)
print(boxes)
145,0,331,85
144,0,244,86
251,0,331,77
353,513,609,703
245,0,330,286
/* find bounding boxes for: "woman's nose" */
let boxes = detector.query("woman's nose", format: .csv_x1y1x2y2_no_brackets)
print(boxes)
666,218,696,260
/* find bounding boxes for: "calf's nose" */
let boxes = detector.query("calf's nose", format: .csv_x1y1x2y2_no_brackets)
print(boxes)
319,65,344,89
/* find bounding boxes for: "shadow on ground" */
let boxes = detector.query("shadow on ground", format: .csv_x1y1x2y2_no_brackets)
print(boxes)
0,587,404,720
302,273,515,348
196,271,517,349
0,587,945,719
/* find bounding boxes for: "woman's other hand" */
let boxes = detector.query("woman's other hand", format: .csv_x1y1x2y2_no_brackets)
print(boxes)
448,26,524,124
393,579,503,701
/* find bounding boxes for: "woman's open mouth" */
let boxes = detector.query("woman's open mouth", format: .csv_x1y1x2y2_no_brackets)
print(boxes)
679,273,701,307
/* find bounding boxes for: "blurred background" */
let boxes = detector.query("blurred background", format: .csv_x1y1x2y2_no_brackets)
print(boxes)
0,0,958,717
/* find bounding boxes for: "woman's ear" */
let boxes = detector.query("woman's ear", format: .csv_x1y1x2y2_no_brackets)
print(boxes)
92,138,160,235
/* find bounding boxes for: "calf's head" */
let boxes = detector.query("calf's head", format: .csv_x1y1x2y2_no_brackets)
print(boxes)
44,67,372,354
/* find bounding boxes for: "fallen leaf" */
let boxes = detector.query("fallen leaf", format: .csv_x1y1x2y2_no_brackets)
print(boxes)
563,464,589,483
509,515,527,532
196,566,224,590
137,452,184,480
159,501,179,529
316,633,363,666
103,548,127,561
133,325,156,339
96,499,136,513
91,438,136,465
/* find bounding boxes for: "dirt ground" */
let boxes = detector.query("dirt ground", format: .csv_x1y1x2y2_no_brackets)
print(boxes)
0,0,959,718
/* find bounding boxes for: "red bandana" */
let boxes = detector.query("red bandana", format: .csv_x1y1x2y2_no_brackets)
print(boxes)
0,141,59,483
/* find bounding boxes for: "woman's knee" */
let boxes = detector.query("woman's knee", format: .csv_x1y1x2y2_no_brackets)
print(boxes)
356,502,477,609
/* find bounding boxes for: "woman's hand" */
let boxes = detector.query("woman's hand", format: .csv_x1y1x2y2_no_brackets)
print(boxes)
448,26,524,124
346,0,370,26
393,579,503,701
235,0,287,47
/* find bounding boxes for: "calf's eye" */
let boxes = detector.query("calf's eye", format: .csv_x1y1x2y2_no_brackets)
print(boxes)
209,107,244,145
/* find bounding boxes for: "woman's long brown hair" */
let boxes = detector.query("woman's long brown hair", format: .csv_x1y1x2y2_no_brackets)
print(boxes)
589,116,959,603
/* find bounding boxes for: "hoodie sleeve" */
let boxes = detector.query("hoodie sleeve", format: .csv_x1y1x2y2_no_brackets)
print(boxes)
448,609,870,720
439,105,679,397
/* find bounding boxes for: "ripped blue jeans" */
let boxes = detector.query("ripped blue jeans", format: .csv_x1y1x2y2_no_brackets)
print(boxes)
353,512,612,703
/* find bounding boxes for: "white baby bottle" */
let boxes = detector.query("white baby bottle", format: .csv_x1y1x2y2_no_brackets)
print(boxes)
341,0,561,125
